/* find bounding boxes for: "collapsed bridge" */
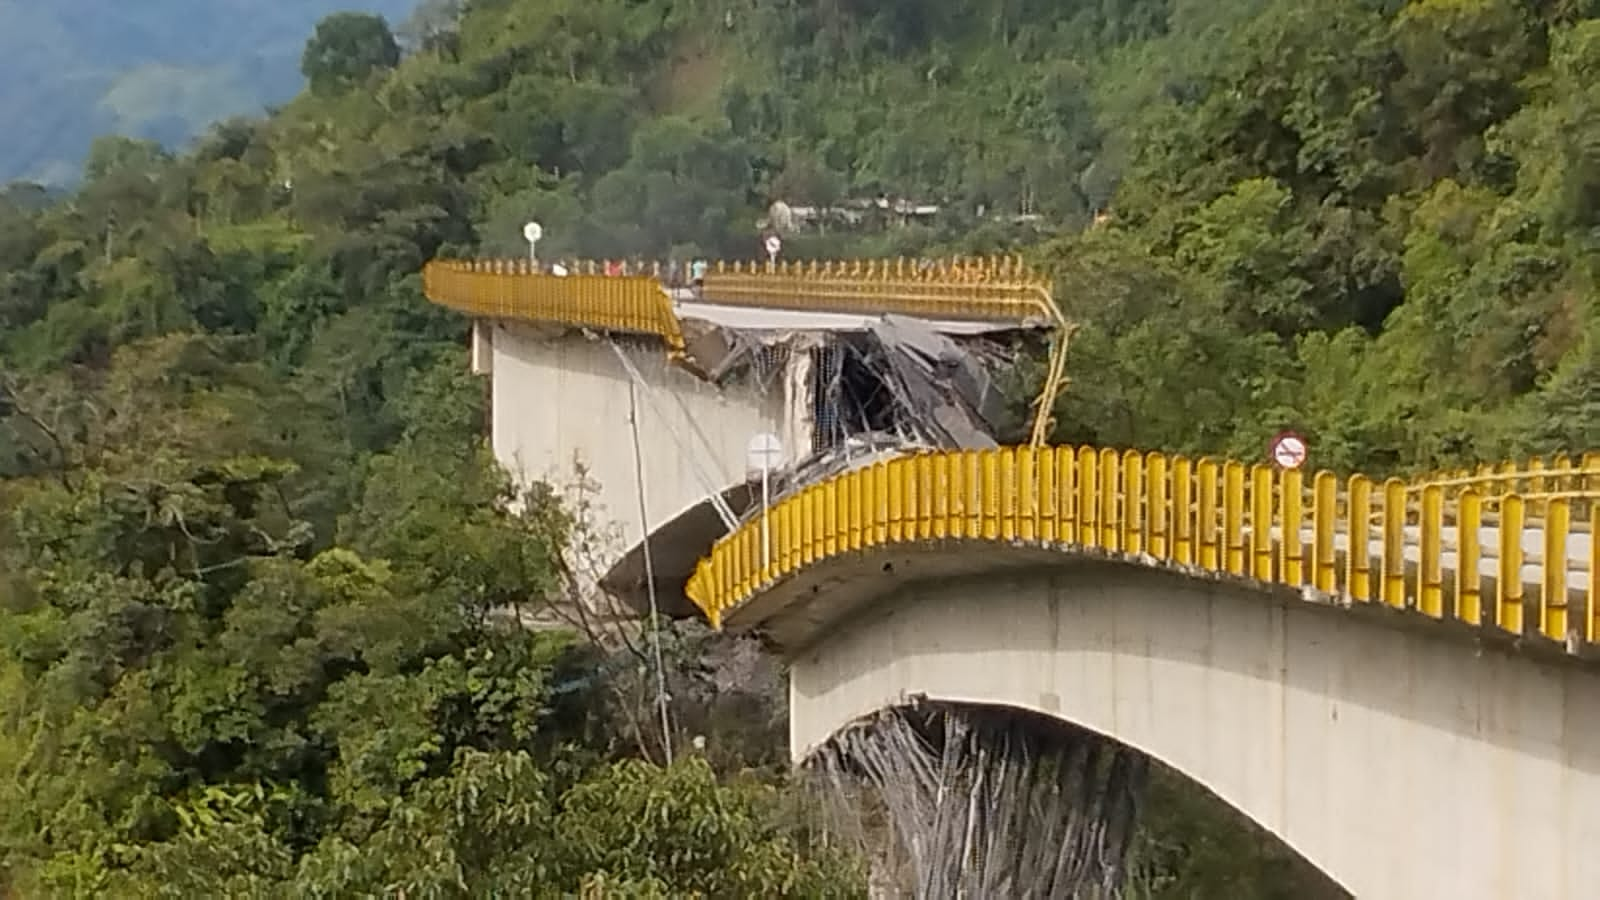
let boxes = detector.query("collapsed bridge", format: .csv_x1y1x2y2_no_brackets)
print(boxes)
424,254,1600,898
422,256,1066,615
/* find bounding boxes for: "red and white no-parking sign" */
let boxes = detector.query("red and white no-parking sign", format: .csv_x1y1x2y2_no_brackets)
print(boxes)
1269,431,1309,470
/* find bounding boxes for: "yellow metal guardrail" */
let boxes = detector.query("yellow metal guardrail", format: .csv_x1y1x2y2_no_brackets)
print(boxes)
422,256,1058,339
422,260,688,353
700,256,1060,325
1415,454,1600,497
685,446,1600,652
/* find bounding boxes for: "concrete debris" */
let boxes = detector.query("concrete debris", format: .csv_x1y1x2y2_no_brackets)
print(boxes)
679,319,740,379
869,313,1005,449
604,311,1034,619
689,314,1025,528
683,312,1020,462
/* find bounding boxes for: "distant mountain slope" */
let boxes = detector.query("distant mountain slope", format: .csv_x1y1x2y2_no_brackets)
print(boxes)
0,0,417,185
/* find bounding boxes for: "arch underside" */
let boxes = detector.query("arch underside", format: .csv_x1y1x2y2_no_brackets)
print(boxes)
600,482,762,619
807,699,1151,899
780,555,1600,900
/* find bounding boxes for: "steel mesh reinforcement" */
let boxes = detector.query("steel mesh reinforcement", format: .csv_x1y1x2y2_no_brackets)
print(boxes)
807,701,1149,898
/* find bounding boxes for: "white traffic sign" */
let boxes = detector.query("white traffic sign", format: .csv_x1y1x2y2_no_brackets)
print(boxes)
764,234,782,261
746,432,784,571
746,432,784,479
1270,431,1308,471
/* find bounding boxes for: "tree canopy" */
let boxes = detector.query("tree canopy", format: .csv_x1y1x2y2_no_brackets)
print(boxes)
302,13,403,94
4,0,1595,895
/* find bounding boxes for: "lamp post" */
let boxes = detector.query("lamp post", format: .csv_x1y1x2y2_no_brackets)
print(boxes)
523,221,543,267
746,432,784,571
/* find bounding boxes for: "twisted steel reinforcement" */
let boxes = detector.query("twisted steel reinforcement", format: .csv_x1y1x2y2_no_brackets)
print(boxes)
809,701,1147,898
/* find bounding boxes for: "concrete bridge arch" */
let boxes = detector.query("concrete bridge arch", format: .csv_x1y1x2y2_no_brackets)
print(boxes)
783,555,1600,900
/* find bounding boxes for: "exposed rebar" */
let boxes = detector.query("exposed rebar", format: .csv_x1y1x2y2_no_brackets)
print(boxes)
808,701,1148,898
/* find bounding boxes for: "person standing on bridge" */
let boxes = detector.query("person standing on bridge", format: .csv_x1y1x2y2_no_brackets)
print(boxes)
691,259,708,297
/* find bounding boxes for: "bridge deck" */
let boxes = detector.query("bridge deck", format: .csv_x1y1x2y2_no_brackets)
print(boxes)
667,290,1022,334
685,447,1600,658
1341,524,1588,589
420,256,1061,359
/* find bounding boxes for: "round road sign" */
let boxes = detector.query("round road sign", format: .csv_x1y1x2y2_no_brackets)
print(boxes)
745,432,784,479
764,234,782,258
1270,431,1308,471
522,221,543,243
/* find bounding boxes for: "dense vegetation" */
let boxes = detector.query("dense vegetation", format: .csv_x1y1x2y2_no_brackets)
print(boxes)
0,0,414,185
3,0,1596,894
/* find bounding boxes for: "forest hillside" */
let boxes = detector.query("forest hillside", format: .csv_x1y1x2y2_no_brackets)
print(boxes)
2,0,1595,895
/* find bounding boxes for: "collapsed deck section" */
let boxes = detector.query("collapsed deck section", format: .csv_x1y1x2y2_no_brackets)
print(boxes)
422,256,1059,618
599,317,1046,615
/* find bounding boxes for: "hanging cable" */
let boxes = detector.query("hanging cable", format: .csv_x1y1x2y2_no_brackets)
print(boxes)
628,377,674,765
598,333,740,531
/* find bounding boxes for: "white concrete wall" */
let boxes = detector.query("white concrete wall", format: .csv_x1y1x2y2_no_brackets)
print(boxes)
789,565,1600,900
488,322,791,569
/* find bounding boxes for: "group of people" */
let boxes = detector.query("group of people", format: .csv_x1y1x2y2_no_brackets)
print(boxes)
540,258,710,291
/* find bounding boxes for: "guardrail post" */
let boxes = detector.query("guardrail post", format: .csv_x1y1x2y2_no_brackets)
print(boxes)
1312,471,1336,592
1078,448,1099,548
1541,498,1571,641
1173,457,1193,565
1039,448,1059,544
1458,490,1482,624
1498,495,1526,635
972,448,985,538
1123,449,1145,554
1056,448,1077,544
1251,465,1274,582
1147,452,1169,560
1348,476,1373,602
1018,447,1038,543
1100,448,1122,551
1419,485,1443,618
1197,460,1218,569
1590,504,1600,645
1381,479,1406,607
999,449,1018,542
846,468,864,552
1282,468,1305,586
887,459,905,543
1223,462,1245,576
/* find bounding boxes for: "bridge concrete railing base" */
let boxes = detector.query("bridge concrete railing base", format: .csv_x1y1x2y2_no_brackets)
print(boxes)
788,561,1600,900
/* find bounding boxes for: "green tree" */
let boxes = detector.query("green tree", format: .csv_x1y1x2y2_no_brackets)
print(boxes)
301,12,401,95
